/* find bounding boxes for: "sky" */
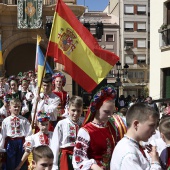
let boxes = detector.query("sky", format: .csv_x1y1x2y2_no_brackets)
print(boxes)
77,0,109,11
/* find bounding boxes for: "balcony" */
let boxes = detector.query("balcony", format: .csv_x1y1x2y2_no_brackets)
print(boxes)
0,0,76,5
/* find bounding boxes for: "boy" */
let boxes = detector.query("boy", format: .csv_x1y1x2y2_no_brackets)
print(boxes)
16,111,53,170
159,116,170,169
32,74,60,131
0,98,32,170
32,145,54,170
51,96,83,170
110,103,161,170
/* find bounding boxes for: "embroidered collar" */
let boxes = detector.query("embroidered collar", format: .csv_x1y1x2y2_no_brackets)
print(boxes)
124,135,139,147
68,117,78,125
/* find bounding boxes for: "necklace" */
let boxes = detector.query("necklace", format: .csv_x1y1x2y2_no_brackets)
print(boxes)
91,121,107,127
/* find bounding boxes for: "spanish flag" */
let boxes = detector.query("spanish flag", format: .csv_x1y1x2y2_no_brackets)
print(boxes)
0,35,3,65
46,0,119,92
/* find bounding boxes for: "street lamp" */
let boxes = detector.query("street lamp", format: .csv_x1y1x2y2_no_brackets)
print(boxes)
113,61,129,108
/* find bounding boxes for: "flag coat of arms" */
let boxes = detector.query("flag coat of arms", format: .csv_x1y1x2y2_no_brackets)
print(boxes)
46,0,119,92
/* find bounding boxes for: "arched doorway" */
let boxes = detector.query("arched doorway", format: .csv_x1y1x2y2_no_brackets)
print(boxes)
5,43,54,77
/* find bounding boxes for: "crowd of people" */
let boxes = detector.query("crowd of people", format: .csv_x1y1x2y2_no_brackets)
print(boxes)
0,70,169,170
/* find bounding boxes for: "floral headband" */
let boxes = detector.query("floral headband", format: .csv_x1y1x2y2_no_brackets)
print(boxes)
52,72,66,87
37,111,50,122
8,75,18,84
83,85,117,125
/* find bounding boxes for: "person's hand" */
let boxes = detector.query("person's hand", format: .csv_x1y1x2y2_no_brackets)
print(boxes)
90,164,103,170
148,146,159,162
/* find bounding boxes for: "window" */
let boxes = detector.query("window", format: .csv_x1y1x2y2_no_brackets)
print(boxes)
125,55,134,64
124,39,134,47
137,5,146,15
137,39,146,48
124,22,134,31
106,34,114,42
137,55,146,64
124,5,134,14
137,22,146,32
135,71,144,79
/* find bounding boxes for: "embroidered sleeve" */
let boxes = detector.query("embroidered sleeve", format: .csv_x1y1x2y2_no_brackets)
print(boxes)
0,120,7,148
24,135,35,152
72,128,96,170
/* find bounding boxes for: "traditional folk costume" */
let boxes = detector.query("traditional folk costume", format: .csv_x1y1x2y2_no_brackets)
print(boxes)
52,72,69,120
32,92,60,131
0,115,32,170
110,136,162,170
51,117,79,170
73,85,120,170
24,112,52,152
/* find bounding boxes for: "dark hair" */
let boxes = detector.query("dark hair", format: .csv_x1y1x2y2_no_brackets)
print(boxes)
159,116,170,140
33,145,54,162
69,96,83,108
119,107,128,116
126,103,159,128
43,73,52,83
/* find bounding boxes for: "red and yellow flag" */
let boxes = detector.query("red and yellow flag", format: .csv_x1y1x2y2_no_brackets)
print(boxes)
46,0,119,92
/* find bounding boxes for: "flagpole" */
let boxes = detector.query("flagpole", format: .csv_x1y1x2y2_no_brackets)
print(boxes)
31,55,48,129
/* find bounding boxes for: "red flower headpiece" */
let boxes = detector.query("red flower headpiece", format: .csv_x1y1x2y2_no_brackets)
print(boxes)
52,72,66,87
83,85,117,126
36,111,50,122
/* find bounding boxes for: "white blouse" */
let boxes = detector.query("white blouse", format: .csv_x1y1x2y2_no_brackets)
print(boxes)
24,131,53,151
110,136,162,170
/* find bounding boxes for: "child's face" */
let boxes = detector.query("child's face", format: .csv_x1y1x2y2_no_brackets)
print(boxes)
9,103,21,116
135,115,158,142
54,77,62,89
37,121,49,133
10,81,17,91
42,82,52,94
97,101,115,123
22,82,28,90
32,157,53,170
68,105,82,123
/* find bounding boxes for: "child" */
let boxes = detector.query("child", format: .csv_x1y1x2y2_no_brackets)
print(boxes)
52,72,70,119
159,116,170,169
110,102,161,170
32,145,54,170
72,85,119,170
51,96,83,170
0,98,32,170
16,111,53,170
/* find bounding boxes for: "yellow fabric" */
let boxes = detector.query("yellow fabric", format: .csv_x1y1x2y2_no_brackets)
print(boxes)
49,12,113,84
0,51,3,65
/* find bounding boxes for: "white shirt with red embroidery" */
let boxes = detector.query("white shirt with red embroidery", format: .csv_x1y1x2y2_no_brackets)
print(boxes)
32,92,60,121
24,131,53,151
0,115,32,148
0,105,10,123
72,128,96,170
51,117,79,170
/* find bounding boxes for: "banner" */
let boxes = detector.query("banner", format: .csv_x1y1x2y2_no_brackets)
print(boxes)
17,0,43,29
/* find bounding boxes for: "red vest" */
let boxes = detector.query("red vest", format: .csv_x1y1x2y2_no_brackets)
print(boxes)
83,123,116,169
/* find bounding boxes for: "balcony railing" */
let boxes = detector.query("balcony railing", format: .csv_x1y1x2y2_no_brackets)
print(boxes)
0,0,61,5
159,28,170,48
0,0,76,5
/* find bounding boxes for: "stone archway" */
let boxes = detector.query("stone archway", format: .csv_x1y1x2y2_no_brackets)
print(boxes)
5,43,47,77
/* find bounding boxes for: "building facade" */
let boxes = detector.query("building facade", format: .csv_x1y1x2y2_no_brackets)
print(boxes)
0,0,85,96
106,0,150,98
150,0,170,99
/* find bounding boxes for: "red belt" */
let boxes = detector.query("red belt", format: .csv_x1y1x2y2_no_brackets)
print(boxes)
60,147,73,170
